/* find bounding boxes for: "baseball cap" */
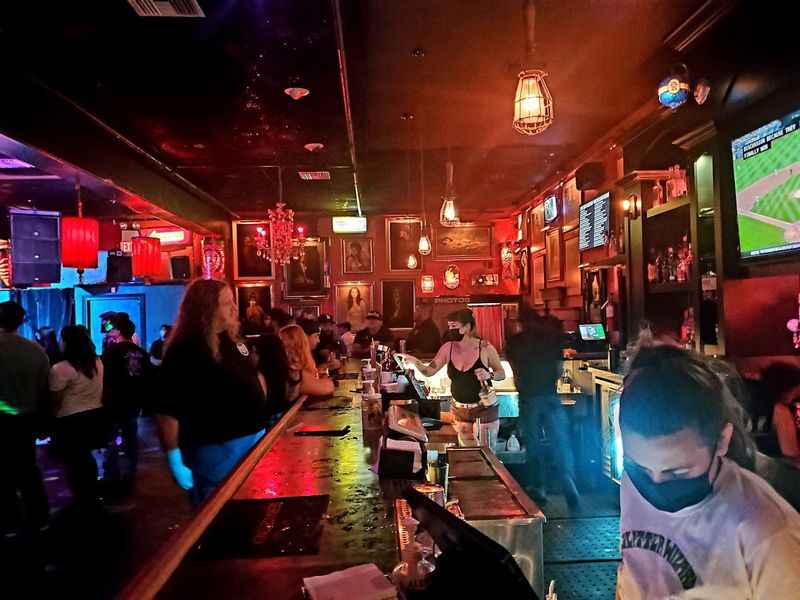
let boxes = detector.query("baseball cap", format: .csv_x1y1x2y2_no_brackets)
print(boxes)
366,311,382,320
318,313,334,324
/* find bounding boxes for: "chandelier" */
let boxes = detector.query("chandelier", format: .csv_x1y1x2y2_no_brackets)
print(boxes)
255,202,305,266
513,0,554,136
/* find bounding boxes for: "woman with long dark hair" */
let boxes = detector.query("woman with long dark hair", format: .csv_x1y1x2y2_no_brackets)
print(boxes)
156,279,270,503
49,325,107,504
616,345,800,598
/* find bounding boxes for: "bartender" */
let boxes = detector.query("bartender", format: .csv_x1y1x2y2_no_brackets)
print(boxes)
400,308,505,441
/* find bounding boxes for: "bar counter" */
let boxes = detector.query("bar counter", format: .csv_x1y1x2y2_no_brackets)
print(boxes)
120,361,543,600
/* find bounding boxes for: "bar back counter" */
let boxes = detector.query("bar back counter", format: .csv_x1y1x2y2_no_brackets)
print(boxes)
120,362,545,600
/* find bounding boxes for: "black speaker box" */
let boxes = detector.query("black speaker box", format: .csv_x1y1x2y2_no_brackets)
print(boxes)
170,255,191,280
10,209,61,285
107,254,132,283
575,162,605,190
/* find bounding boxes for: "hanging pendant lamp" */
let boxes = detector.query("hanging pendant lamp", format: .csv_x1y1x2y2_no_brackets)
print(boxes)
61,177,99,283
439,160,460,226
415,115,433,254
513,0,554,136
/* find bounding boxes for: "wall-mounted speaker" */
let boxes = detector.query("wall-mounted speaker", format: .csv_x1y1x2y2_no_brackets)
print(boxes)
170,256,191,280
10,209,61,285
575,162,605,191
106,254,132,283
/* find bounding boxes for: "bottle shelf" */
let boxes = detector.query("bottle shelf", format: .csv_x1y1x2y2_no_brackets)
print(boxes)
647,281,696,295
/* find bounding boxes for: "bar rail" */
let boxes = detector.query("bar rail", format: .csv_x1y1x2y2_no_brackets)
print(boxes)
117,396,308,600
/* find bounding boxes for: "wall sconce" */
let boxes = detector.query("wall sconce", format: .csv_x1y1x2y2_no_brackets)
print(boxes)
622,194,642,219
421,275,435,293
443,264,460,289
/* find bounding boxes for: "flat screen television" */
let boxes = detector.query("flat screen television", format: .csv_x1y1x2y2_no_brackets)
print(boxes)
732,108,800,259
579,191,611,251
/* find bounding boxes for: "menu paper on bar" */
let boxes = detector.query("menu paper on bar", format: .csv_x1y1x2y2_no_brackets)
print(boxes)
579,192,610,251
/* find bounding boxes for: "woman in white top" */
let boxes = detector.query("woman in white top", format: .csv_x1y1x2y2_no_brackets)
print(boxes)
616,345,800,599
49,325,107,504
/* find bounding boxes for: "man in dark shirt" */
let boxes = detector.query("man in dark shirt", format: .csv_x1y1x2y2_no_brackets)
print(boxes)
0,301,50,534
506,305,579,509
404,305,441,356
314,314,346,366
103,314,153,485
352,311,395,358
149,324,172,366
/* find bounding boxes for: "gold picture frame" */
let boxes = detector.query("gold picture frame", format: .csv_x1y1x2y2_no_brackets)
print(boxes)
385,216,422,272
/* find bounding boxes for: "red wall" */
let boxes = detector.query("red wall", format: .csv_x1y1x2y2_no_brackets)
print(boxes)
268,212,516,319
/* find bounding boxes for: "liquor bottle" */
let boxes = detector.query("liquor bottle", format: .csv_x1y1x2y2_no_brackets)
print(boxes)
647,248,658,283
667,247,677,282
654,251,664,283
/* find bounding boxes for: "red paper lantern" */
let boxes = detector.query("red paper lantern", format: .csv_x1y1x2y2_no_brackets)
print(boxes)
61,217,99,269
132,236,161,278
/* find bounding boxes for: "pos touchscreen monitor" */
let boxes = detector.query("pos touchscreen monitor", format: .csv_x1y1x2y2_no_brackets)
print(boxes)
578,323,606,341
404,487,539,599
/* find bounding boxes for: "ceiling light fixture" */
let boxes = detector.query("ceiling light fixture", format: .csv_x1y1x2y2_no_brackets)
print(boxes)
513,1,554,136
256,169,305,265
304,142,325,152
284,87,310,100
417,115,432,255
439,160,460,226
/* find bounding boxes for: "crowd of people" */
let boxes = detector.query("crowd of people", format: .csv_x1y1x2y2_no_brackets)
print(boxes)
3,278,800,597
2,278,427,534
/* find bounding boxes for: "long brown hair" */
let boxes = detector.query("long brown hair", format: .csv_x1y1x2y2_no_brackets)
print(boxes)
279,324,316,375
168,279,232,359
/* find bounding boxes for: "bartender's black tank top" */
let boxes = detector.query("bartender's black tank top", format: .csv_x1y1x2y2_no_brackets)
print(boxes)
447,339,488,405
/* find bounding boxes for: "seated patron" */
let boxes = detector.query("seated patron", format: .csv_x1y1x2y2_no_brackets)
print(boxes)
352,311,395,357
337,321,355,356
404,305,441,356
616,345,800,599
279,324,334,401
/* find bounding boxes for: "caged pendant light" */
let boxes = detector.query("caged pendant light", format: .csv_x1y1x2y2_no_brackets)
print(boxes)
513,0,554,136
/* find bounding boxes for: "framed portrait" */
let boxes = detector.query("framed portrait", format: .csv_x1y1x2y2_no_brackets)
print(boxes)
335,282,373,332
341,238,373,274
563,177,581,230
583,269,608,324
233,221,273,280
284,237,328,298
291,305,320,320
533,253,545,305
546,227,564,282
530,204,545,251
235,283,272,326
385,216,422,272
433,225,493,260
382,280,415,329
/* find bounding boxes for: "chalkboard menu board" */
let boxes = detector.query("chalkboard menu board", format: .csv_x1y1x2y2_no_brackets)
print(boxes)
579,192,610,251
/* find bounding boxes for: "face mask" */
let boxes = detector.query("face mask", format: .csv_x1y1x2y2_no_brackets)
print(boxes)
625,452,717,513
442,329,464,343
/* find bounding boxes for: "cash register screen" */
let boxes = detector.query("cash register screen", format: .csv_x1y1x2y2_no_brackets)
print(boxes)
578,323,606,341
395,354,429,401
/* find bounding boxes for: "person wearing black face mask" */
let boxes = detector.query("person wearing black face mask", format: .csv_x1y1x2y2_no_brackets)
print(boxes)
400,309,505,442
616,345,800,599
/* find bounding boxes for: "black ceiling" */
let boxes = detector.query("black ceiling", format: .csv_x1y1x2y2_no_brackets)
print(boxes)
0,0,787,221
0,0,355,216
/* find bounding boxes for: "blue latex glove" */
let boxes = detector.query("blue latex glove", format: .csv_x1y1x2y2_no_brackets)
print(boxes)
166,448,194,490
